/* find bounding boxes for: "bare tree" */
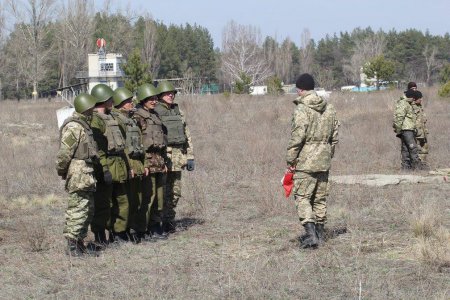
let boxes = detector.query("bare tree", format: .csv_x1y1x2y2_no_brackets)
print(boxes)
423,44,439,86
56,0,94,87
7,0,56,100
0,2,5,100
221,20,272,86
140,14,160,76
343,32,386,84
299,28,314,74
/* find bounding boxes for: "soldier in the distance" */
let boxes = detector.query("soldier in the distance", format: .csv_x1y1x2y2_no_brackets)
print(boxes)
286,73,339,249
133,83,168,240
56,93,99,256
111,87,148,243
411,90,429,167
154,81,194,235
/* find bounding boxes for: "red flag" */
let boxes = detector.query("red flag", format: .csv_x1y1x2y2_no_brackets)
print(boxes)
282,171,294,198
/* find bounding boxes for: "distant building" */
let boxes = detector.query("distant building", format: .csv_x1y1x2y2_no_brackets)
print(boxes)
76,38,125,93
250,85,267,95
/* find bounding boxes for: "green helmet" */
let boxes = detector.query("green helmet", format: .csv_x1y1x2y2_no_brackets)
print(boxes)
113,87,133,107
136,83,159,102
74,93,97,113
157,81,177,95
91,84,114,103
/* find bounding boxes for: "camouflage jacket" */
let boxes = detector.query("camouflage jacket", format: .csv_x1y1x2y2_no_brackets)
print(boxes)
111,108,146,176
90,111,129,183
154,102,194,172
411,103,428,139
56,112,97,193
133,106,168,173
286,91,339,173
393,96,416,134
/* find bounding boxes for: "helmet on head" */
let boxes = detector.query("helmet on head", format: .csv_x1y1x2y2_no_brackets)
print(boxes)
74,93,97,114
136,83,159,102
113,87,133,107
157,81,177,95
91,84,114,104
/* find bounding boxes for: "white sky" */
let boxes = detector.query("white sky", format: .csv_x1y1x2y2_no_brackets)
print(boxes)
97,0,450,48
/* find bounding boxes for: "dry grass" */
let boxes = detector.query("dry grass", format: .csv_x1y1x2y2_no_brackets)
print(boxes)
0,90,449,299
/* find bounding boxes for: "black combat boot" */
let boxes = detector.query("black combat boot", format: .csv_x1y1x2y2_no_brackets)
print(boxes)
138,232,156,243
66,239,85,257
94,230,108,245
315,223,325,244
300,222,319,249
162,221,176,236
128,229,141,244
150,223,168,240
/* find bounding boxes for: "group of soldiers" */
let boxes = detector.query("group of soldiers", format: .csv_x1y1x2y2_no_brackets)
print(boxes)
56,81,194,256
393,81,429,170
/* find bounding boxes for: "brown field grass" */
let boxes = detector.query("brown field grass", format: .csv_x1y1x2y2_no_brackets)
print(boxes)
0,90,449,299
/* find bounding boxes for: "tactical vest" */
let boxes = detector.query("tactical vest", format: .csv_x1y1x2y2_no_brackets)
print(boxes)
60,115,99,162
134,108,167,150
112,111,145,158
96,113,126,154
154,104,187,146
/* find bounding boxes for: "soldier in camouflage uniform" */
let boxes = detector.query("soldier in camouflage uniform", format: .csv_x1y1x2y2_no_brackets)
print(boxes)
133,83,168,240
154,81,194,234
393,89,422,170
56,93,99,256
112,87,149,243
286,73,339,249
90,84,130,244
411,91,429,165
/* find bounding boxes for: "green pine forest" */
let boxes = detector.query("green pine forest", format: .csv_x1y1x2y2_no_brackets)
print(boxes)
1,1,450,99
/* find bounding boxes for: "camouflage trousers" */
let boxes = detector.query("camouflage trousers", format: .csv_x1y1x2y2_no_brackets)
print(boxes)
163,171,181,222
91,181,112,234
293,171,329,225
417,138,429,163
148,173,165,226
63,191,94,240
128,176,146,233
400,130,421,169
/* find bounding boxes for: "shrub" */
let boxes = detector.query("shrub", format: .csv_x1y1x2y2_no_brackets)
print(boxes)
438,81,450,97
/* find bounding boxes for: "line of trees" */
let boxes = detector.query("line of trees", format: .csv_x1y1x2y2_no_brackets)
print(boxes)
1,0,450,100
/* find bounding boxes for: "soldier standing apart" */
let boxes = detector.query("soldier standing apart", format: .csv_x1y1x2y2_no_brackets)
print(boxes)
411,91,429,166
90,84,130,244
286,73,339,249
154,81,194,234
56,93,99,256
393,88,422,170
133,83,168,240
112,87,149,243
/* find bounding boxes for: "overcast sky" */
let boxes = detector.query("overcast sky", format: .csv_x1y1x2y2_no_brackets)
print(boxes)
99,0,450,48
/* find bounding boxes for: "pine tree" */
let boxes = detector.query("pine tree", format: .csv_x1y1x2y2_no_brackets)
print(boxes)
122,48,152,92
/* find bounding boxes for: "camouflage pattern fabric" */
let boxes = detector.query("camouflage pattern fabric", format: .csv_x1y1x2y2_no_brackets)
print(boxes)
56,116,97,193
393,97,416,134
412,103,428,139
163,171,181,222
417,138,429,162
148,173,165,226
412,102,429,162
286,91,339,173
63,191,94,240
293,171,329,225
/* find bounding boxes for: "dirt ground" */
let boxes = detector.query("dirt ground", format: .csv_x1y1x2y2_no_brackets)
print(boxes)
0,90,449,299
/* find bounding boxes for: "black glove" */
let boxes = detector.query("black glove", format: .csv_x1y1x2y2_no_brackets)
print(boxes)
186,159,195,171
103,169,113,185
